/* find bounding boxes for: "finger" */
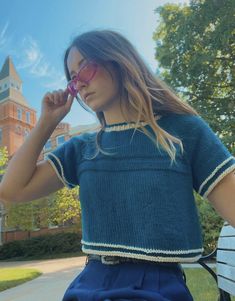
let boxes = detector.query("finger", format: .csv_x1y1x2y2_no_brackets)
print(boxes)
63,89,74,102
56,89,65,103
63,88,71,100
44,92,55,104
65,93,74,109
61,89,69,102
52,90,63,104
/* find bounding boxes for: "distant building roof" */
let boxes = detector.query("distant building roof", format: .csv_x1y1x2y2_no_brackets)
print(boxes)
0,56,22,83
0,56,30,107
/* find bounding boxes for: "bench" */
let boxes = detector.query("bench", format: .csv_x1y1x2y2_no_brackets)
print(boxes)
195,222,235,301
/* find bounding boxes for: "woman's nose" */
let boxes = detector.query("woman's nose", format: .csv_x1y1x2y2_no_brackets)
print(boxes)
75,79,88,92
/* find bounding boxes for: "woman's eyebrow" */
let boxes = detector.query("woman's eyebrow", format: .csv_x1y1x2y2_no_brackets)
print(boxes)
70,58,86,76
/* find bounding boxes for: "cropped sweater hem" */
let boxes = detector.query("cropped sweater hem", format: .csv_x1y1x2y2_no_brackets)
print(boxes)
81,239,203,263
82,246,203,263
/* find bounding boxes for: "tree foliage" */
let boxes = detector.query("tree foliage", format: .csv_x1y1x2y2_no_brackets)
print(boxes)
0,146,9,175
153,0,235,153
50,186,81,226
5,186,81,231
195,192,224,254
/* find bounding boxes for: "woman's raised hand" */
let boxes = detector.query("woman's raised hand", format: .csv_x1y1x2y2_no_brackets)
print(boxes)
40,89,74,126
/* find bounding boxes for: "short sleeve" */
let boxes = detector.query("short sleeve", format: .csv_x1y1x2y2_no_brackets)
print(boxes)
189,115,235,199
45,136,81,189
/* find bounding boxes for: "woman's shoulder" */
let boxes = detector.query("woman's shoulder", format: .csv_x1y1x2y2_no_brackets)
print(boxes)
73,131,96,142
159,112,204,131
62,132,96,153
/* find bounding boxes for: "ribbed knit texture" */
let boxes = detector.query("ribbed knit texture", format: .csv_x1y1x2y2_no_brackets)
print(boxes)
46,113,235,263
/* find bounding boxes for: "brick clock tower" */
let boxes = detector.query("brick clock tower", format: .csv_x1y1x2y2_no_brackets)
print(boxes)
0,56,37,160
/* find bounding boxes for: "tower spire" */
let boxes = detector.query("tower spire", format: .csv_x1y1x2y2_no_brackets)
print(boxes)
0,56,28,106
0,56,22,83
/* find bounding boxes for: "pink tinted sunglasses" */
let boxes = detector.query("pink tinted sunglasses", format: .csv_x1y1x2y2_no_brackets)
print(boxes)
67,60,98,97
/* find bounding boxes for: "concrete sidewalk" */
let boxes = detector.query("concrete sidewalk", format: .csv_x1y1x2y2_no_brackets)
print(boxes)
0,256,216,301
0,256,86,301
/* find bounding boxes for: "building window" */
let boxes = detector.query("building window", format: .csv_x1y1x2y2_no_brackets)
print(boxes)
26,112,31,123
23,129,30,141
0,128,2,145
56,135,65,146
44,139,52,151
4,83,7,89
17,108,22,120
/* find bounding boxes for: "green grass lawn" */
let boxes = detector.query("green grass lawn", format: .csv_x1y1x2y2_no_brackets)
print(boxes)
0,268,42,291
185,268,235,301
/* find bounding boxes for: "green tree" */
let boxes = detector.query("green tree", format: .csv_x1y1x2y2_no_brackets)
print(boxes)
153,0,235,152
195,192,224,254
32,197,52,229
6,186,81,231
0,146,9,176
50,186,81,227
6,202,34,231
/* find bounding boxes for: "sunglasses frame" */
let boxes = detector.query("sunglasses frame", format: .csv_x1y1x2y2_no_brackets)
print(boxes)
67,60,98,97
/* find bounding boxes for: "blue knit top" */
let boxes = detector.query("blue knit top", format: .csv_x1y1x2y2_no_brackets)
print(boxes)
46,113,235,263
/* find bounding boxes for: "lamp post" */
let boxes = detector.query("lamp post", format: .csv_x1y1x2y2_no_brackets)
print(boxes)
0,203,6,245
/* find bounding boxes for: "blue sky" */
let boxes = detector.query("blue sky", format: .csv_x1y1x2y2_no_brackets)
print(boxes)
0,0,189,127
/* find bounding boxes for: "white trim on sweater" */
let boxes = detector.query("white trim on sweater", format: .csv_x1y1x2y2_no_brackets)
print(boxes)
203,163,235,199
81,239,203,255
46,154,76,189
198,156,235,197
82,247,202,263
103,115,162,132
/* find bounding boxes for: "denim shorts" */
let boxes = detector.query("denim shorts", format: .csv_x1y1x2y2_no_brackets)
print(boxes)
62,256,194,301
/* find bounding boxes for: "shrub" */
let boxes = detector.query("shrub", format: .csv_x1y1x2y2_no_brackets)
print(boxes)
0,232,82,260
195,192,224,255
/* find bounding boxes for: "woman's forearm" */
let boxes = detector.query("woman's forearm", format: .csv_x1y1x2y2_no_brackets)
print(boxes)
0,118,57,201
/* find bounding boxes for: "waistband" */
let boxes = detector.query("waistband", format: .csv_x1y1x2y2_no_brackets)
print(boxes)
86,254,181,267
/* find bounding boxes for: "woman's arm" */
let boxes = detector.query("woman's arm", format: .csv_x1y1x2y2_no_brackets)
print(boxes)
0,119,61,203
0,89,74,203
207,170,235,227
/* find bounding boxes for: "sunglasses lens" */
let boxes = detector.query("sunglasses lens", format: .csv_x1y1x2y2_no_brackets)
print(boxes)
67,62,97,96
79,63,97,82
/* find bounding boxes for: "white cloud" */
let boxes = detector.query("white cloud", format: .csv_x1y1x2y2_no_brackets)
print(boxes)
17,36,49,76
43,74,67,90
0,21,10,49
15,35,66,89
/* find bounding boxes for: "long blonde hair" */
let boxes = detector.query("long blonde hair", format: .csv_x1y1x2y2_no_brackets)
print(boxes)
64,29,199,163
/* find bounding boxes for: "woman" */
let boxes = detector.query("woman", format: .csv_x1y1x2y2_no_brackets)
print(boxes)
1,29,235,301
